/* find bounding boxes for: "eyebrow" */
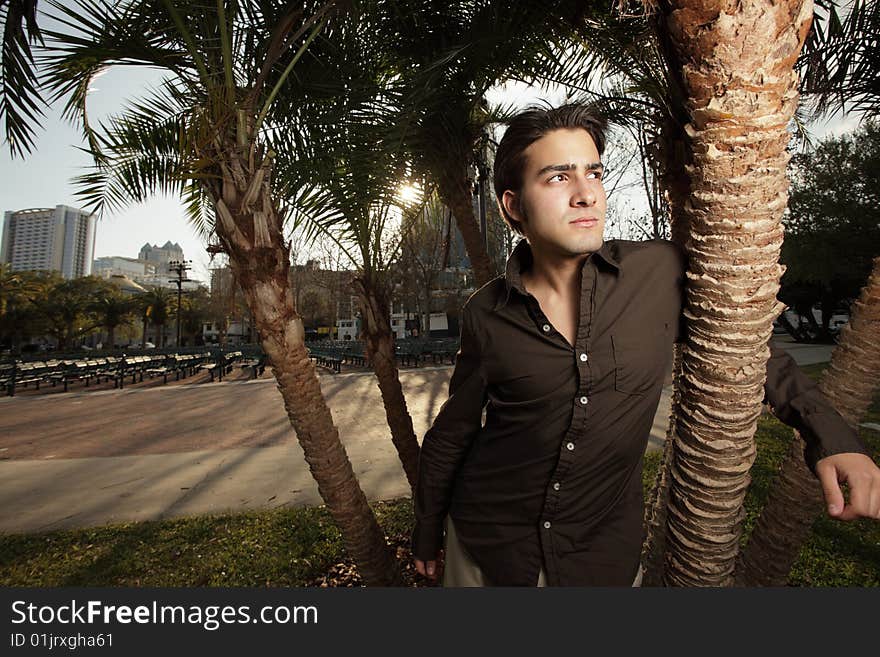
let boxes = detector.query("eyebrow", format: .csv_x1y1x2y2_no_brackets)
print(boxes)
535,162,604,177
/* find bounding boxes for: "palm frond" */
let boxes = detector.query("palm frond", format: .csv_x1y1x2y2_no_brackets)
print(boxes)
1,0,45,156
798,0,880,117
70,90,198,214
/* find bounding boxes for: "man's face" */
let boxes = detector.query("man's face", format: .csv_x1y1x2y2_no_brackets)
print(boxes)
502,128,607,258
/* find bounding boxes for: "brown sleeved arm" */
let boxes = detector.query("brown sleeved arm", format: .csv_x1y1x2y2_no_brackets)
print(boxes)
763,343,870,475
411,304,488,561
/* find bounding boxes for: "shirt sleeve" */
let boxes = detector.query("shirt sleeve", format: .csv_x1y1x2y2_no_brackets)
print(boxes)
411,304,488,561
763,343,870,475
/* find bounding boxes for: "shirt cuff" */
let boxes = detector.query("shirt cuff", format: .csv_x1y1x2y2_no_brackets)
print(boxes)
800,411,871,476
411,519,445,561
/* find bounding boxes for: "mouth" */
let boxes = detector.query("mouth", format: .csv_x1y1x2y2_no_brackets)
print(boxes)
569,217,600,228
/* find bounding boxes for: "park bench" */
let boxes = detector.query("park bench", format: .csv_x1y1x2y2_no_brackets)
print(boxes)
198,351,236,382
169,354,193,380
423,338,460,365
53,360,103,392
238,355,267,379
309,347,342,373
114,355,157,388
145,355,174,384
395,340,424,367
223,351,243,375
342,342,368,367
2,360,54,396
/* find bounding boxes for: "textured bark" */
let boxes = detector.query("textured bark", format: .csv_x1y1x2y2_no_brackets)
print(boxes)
353,278,421,492
661,0,812,586
437,172,495,288
736,257,880,586
639,68,693,584
641,129,690,585
641,344,682,586
209,135,402,586
661,149,692,246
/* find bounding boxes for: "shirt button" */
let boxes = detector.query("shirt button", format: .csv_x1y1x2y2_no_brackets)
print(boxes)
579,396,589,405
579,353,588,362
543,521,551,529
542,324,551,333
566,442,575,451
553,482,561,491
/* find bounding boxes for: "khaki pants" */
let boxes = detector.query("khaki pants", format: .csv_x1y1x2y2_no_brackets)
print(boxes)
442,516,643,587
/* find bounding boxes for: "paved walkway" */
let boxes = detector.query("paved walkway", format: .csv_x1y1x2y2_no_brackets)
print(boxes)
770,334,835,366
0,336,825,535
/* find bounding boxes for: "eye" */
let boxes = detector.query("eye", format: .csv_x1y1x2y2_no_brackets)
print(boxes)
587,170,604,180
547,173,566,182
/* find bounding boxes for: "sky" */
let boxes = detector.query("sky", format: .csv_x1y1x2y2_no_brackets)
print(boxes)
0,44,865,285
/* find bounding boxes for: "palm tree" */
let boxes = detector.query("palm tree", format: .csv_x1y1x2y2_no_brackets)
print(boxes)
179,285,211,346
4,0,400,585
0,263,21,316
0,263,42,350
287,9,423,490
558,2,866,586
33,276,105,350
650,0,813,587
138,287,173,348
383,0,590,287
90,290,135,349
399,193,452,337
735,258,880,586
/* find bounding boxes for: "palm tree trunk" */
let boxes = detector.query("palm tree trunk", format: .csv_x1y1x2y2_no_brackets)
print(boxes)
735,257,880,586
107,326,116,351
353,277,420,491
660,0,812,586
211,139,402,586
640,344,682,586
640,133,689,585
437,173,495,287
660,150,692,247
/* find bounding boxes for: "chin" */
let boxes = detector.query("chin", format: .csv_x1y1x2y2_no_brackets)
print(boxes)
560,235,603,256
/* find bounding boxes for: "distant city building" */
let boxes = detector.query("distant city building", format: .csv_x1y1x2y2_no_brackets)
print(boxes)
136,271,202,291
93,255,156,280
93,254,201,290
138,240,184,271
106,273,147,296
1,205,97,279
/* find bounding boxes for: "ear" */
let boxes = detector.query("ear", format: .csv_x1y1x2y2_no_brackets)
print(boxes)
501,190,524,224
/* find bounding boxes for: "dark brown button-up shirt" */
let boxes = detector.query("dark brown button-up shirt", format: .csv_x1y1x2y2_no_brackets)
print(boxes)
412,238,868,586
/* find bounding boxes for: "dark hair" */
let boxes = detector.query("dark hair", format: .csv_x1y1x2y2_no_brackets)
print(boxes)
493,104,608,235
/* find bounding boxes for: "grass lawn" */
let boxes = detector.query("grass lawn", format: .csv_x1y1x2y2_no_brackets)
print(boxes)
1,362,877,587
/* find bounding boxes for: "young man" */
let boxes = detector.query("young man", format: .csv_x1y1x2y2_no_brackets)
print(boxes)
411,104,880,587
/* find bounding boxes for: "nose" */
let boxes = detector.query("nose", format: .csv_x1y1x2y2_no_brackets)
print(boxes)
571,177,596,207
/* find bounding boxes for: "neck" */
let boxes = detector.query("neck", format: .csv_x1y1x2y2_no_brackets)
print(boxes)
523,243,590,297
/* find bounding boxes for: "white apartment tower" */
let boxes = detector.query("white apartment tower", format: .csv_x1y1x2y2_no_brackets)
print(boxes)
1,205,97,279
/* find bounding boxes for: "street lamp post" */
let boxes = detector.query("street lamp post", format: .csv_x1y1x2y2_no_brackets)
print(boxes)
168,260,192,347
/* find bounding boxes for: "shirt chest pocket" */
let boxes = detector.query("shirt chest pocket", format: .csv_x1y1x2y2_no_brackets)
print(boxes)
611,333,671,395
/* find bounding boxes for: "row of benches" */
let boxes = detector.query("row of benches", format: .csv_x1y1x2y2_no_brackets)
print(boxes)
198,351,267,383
1,351,267,396
307,338,460,374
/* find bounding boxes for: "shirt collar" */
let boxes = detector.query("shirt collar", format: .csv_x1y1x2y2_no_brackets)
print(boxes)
493,238,621,311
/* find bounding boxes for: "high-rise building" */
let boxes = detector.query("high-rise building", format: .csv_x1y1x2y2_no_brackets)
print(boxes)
139,240,184,270
1,205,97,279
